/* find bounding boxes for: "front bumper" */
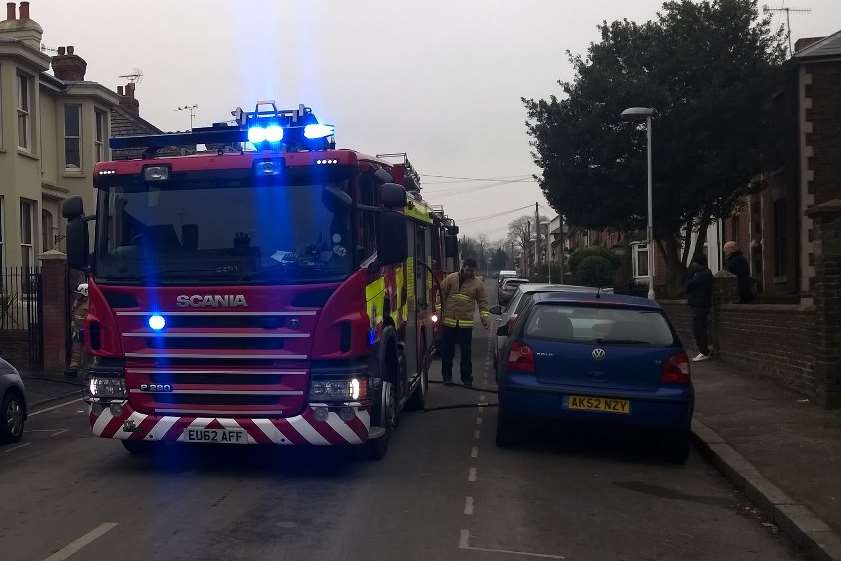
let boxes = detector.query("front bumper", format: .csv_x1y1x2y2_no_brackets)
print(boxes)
88,402,371,446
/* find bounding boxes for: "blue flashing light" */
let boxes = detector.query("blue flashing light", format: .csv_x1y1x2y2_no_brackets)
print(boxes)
304,123,335,139
148,314,166,331
247,126,267,144
264,125,284,143
368,328,377,345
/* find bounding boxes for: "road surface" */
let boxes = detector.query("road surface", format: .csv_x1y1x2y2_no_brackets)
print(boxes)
0,281,801,561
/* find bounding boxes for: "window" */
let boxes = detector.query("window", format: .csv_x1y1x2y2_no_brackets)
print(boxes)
64,104,82,169
17,74,31,150
633,243,648,277
357,174,378,262
773,199,786,277
0,197,4,271
20,199,34,271
95,109,106,162
41,209,54,251
524,304,674,346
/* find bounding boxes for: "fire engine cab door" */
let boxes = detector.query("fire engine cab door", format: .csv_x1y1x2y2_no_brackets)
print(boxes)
403,224,418,394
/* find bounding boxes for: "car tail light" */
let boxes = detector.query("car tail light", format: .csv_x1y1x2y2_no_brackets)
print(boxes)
507,340,535,373
661,352,691,384
506,314,518,330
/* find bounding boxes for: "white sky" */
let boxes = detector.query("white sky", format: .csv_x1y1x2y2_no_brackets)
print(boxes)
32,0,841,240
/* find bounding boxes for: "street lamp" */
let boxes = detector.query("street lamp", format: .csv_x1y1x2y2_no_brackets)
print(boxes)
621,107,656,300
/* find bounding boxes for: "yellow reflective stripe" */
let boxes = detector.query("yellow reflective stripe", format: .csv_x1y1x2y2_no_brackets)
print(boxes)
405,203,433,224
366,277,386,325
442,318,459,327
480,311,490,318
365,278,385,300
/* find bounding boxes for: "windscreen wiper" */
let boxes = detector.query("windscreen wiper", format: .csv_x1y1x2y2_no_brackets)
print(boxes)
593,338,649,345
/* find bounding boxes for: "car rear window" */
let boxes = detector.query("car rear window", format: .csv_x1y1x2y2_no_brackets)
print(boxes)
524,304,675,345
514,293,535,315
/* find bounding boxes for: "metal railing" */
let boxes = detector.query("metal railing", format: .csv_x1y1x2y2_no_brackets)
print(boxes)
0,267,42,366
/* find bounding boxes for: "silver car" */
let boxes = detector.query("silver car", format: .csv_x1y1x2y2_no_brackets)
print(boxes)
0,357,27,443
490,284,614,366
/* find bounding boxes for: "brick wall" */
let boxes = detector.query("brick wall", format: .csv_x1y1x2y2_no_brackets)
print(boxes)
0,331,29,368
805,61,841,205
662,299,818,399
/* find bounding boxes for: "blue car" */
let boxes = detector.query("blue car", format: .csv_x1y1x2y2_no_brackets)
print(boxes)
495,291,694,462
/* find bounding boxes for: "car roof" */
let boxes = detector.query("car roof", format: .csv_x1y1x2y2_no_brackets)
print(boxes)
532,290,663,310
518,283,608,294
502,277,529,284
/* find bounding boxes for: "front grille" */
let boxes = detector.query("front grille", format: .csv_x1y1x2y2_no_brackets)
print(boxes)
146,373,288,385
158,316,294,329
142,393,286,406
144,337,286,350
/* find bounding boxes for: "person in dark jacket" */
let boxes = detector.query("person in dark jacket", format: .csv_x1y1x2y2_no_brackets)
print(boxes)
723,241,754,303
685,254,713,362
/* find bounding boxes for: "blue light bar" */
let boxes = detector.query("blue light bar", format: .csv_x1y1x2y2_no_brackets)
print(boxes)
304,123,335,139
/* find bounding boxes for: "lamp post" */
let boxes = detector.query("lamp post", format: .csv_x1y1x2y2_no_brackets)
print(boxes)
621,107,656,300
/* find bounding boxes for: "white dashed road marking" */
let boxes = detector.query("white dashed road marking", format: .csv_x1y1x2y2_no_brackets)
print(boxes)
4,442,31,453
49,429,70,438
41,523,118,561
30,398,83,416
474,429,480,439
468,467,477,482
459,529,567,559
471,446,479,459
464,496,474,515
476,417,483,425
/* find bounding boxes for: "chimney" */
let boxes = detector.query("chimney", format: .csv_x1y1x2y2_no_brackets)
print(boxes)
118,81,139,116
0,2,42,49
51,44,87,81
794,36,825,53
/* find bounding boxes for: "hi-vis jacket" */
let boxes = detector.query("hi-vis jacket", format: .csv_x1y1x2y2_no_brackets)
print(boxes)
438,272,490,328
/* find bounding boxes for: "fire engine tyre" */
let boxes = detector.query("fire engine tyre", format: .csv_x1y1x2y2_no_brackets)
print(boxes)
495,407,518,447
121,440,160,455
1,391,25,443
363,379,397,461
406,347,430,412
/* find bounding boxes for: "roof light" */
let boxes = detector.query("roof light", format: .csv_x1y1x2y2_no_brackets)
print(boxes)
264,125,284,143
304,123,335,139
247,126,267,144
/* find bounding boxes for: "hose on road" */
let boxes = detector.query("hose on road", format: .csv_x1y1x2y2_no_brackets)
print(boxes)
423,402,498,412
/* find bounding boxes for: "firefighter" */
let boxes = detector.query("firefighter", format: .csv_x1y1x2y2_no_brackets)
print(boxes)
438,258,489,387
65,283,88,379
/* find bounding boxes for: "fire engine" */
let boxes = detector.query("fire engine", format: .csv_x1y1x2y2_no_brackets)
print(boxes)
62,102,460,459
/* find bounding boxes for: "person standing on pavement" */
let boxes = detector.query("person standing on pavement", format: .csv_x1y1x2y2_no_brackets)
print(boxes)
65,283,88,379
723,241,754,303
438,258,490,387
685,254,713,362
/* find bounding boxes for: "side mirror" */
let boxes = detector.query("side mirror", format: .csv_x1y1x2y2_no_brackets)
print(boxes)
489,305,502,315
62,196,84,220
377,211,408,265
66,217,89,271
380,183,407,209
496,324,509,336
448,225,459,235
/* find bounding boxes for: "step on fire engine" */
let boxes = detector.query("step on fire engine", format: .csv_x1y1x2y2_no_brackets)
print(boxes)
63,102,460,459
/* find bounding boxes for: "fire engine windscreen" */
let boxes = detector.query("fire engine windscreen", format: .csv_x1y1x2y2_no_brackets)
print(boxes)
95,175,353,284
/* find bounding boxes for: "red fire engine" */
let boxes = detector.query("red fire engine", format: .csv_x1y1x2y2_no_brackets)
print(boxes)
62,102,459,459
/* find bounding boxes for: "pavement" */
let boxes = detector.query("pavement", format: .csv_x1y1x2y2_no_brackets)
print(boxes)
690,360,841,560
0,283,816,561
18,368,84,408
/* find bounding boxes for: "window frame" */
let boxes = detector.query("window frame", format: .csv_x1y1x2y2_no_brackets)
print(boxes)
16,73,32,151
20,198,34,271
64,103,83,170
41,208,54,252
632,243,649,278
95,109,107,163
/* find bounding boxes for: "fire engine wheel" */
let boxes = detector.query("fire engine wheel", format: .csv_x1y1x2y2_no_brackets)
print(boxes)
363,380,397,461
406,353,429,412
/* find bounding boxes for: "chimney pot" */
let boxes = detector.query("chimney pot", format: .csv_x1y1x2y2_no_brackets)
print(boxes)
19,1,28,19
117,85,123,95
67,45,74,55
6,2,15,20
57,45,65,55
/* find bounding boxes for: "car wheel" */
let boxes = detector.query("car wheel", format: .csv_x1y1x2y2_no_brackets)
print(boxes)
0,392,25,443
121,440,159,455
664,431,691,464
495,407,518,447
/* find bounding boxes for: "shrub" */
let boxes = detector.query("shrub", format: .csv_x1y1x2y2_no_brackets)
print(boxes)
575,256,614,287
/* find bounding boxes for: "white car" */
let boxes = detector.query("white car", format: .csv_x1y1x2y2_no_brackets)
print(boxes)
498,277,529,305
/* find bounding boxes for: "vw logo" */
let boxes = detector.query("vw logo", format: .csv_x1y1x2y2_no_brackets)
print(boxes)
592,348,606,361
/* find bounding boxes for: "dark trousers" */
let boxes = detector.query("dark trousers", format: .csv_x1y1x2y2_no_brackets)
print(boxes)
691,306,710,355
441,326,473,383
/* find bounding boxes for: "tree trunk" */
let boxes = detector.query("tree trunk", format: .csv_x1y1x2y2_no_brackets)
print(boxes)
659,236,687,298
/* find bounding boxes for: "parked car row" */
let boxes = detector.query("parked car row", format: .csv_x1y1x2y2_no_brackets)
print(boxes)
491,283,694,463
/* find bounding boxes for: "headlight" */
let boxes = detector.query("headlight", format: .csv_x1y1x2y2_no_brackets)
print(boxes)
309,377,367,401
89,376,127,399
